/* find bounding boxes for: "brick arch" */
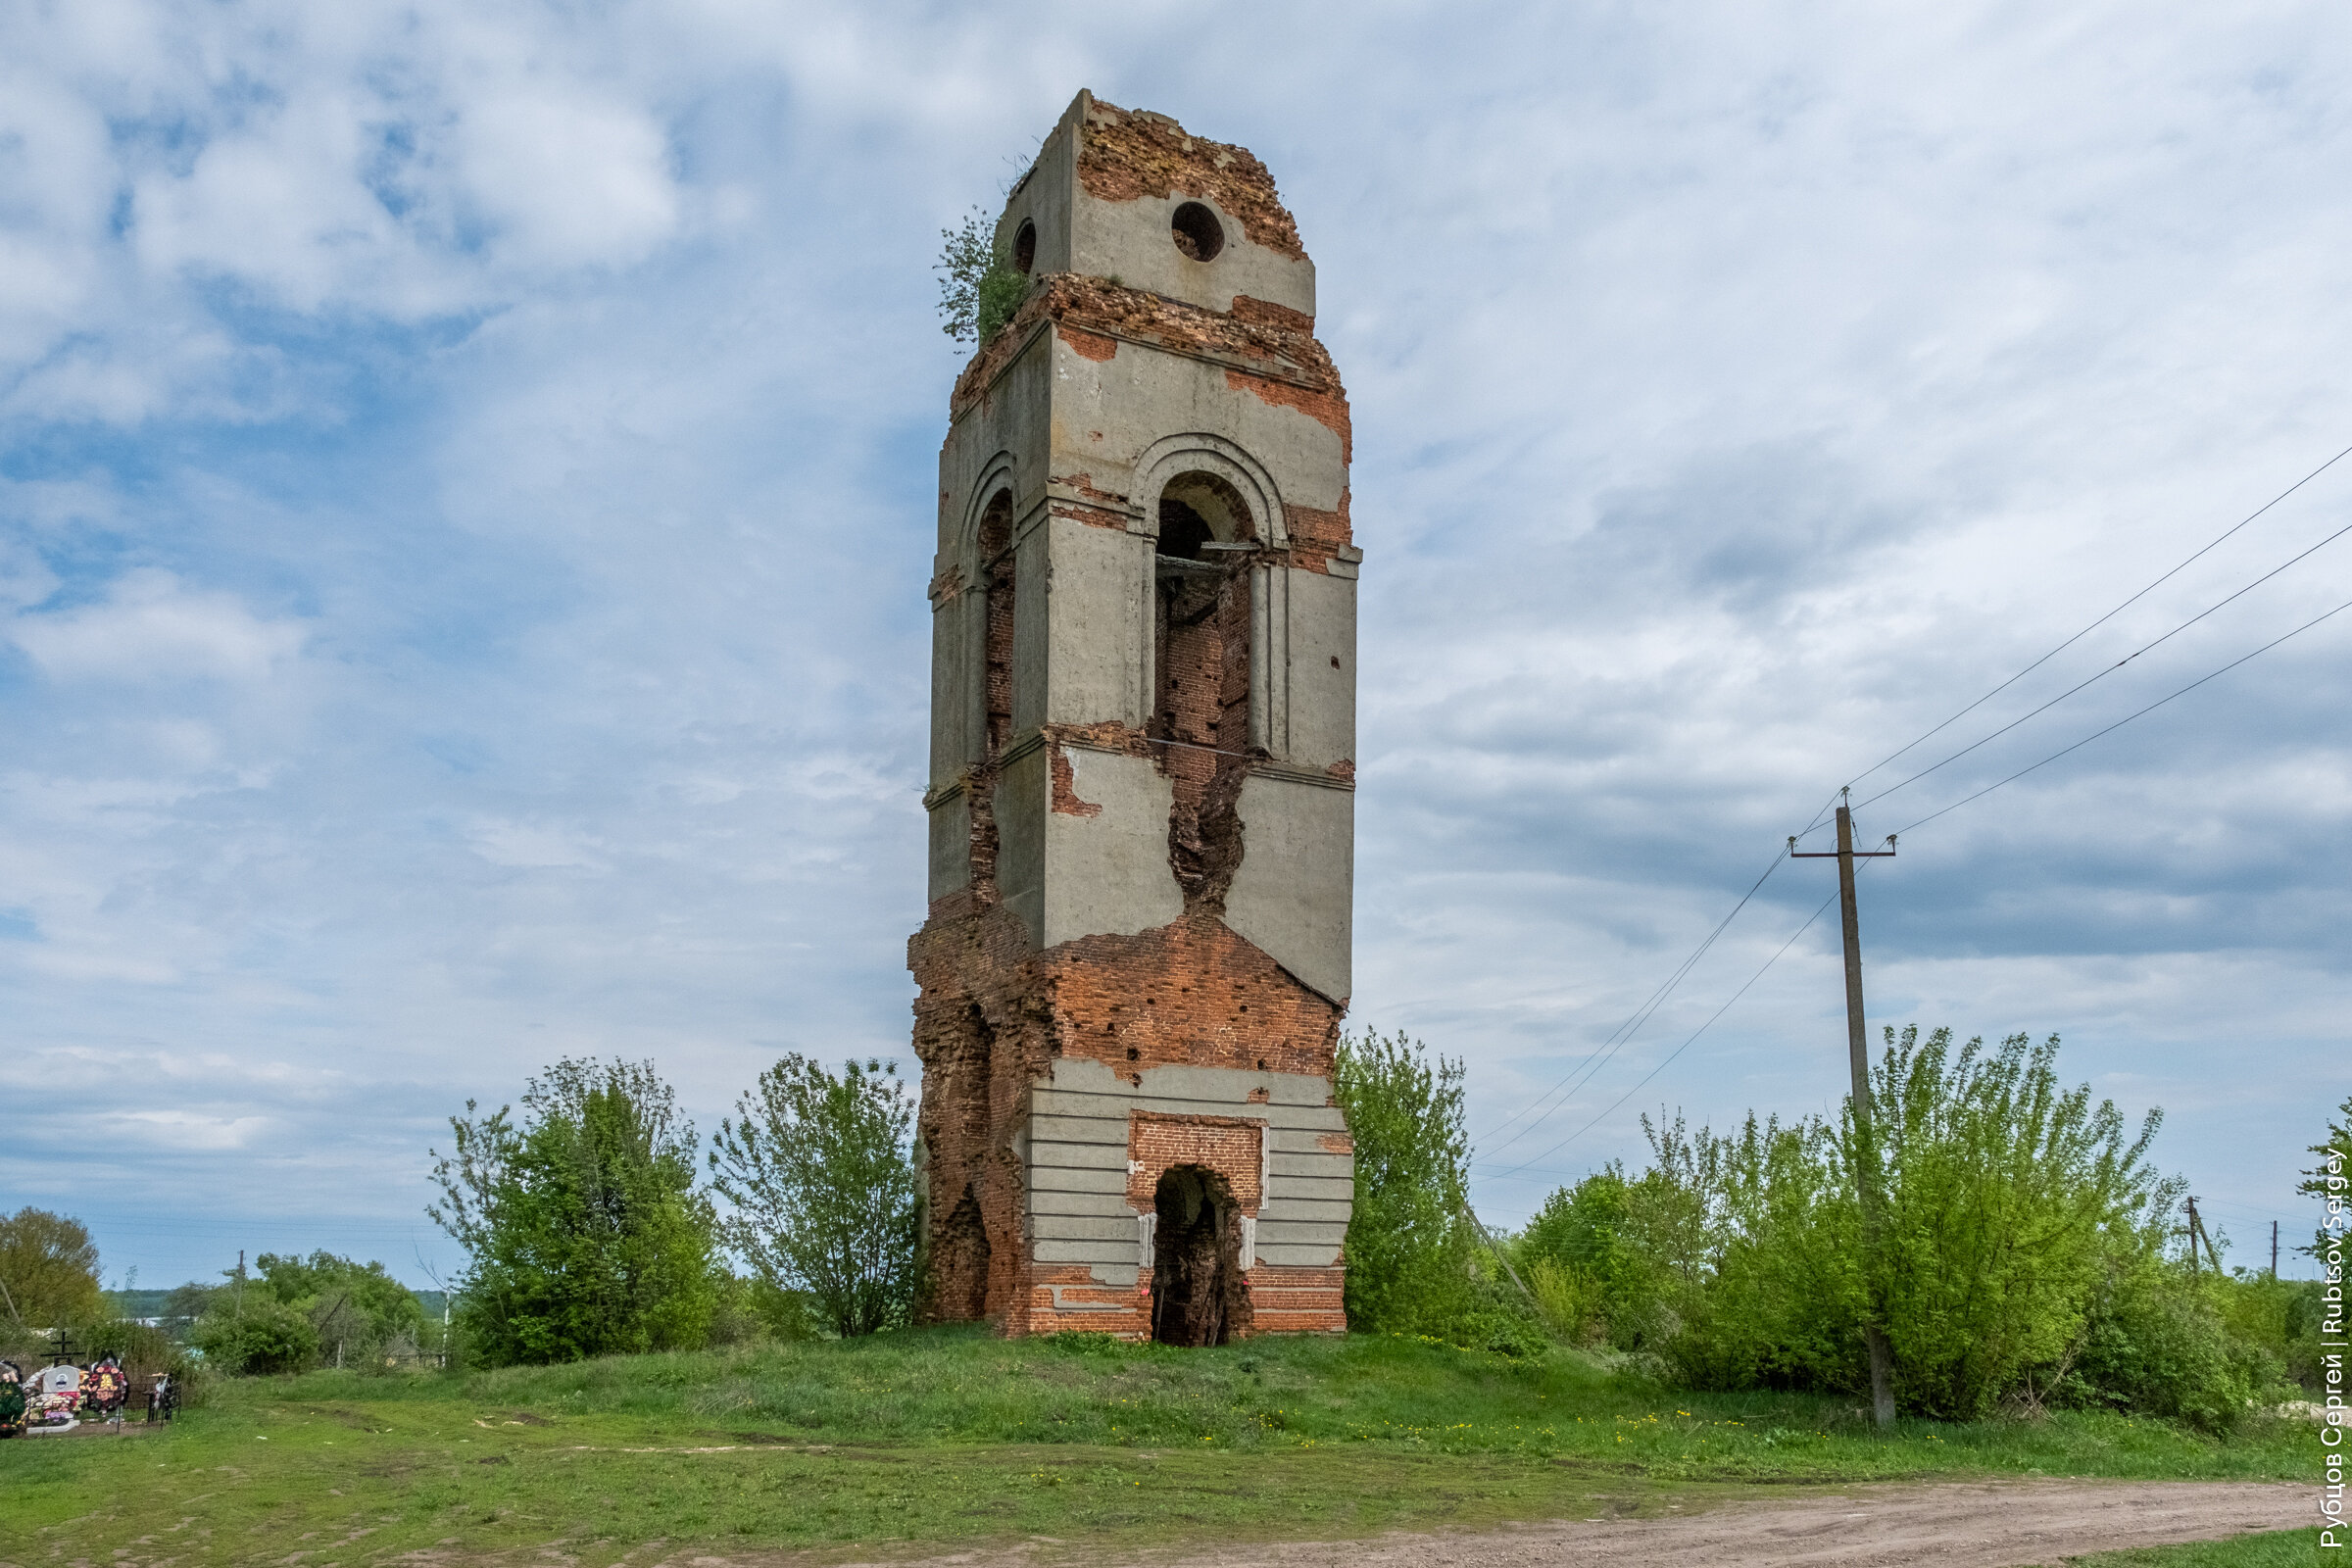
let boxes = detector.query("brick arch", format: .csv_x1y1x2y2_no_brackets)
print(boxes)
1132,434,1287,551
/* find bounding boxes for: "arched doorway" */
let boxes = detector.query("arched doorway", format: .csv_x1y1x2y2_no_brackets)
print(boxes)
1150,1165,1250,1347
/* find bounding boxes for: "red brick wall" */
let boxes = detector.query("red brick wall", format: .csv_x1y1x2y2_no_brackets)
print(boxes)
1128,1114,1263,1211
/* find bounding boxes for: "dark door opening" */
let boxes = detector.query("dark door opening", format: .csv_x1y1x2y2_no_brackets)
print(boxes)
933,1185,991,1322
1150,1165,1250,1347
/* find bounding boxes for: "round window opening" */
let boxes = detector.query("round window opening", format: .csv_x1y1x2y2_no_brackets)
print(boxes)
1170,202,1225,262
1011,219,1037,275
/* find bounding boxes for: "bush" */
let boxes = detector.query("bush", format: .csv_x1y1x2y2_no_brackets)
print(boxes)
1861,1027,2175,1421
1334,1031,1477,1339
709,1055,919,1339
431,1057,722,1366
1516,1024,2277,1426
191,1296,319,1375
936,210,1031,347
2069,1257,2279,1432
1518,1168,1670,1349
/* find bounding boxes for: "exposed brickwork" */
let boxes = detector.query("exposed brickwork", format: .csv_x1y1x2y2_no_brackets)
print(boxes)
1128,1115,1264,1211
1225,368,1352,463
1074,98,1306,261
1060,324,1119,362
1048,744,1101,818
910,906,1346,1334
1004,1263,1343,1340
1229,296,1317,333
1153,552,1253,912
1051,468,1127,507
1042,913,1343,1079
955,275,1341,422
917,101,1350,1343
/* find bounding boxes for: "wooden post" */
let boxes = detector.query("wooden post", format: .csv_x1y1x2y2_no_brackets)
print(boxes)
1793,795,1898,1430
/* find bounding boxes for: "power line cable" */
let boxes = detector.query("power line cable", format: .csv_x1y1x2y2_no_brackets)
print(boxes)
1489,594,2350,1182
1481,445,2352,1173
1477,871,1856,1182
1887,592,2352,838
1832,514,2352,822
1808,438,2352,831
1476,841,1795,1153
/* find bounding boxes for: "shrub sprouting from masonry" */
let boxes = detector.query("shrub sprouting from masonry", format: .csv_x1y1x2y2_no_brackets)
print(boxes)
936,209,1030,347
430,1057,721,1366
708,1055,919,1338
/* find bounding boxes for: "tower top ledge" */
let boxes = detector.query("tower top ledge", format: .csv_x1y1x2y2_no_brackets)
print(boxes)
993,91,1316,321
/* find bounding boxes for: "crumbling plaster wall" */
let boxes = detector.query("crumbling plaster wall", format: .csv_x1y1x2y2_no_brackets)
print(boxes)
913,92,1357,1336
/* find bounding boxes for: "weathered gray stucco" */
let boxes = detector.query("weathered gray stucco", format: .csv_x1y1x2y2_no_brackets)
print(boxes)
1025,1057,1352,1285
993,93,1315,321
1223,774,1355,1004
1042,745,1183,945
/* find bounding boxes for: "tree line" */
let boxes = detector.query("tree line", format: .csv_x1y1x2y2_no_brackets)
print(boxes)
9,1028,2339,1433
1340,1025,2344,1432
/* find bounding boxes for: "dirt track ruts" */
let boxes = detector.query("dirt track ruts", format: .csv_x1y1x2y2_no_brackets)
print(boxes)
814,1479,2313,1568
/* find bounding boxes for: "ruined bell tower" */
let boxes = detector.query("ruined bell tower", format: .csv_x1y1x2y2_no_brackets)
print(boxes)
909,93,1358,1341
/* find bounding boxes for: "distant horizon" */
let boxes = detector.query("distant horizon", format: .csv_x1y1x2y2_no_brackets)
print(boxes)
5,2,2345,1291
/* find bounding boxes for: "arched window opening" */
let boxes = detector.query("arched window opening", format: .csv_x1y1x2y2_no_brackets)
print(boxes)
1153,472,1255,906
977,490,1016,758
1150,1165,1249,1346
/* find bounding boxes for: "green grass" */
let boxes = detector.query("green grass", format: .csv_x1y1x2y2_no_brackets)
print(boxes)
2,1327,2308,1565
2070,1531,2328,1565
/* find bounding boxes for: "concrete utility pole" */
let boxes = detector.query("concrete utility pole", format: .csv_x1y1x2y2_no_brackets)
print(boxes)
2274,1220,2280,1279
1791,791,1898,1431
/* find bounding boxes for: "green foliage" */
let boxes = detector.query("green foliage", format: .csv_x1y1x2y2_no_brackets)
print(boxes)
0,1206,106,1328
197,1251,435,1368
935,209,1030,346
191,1291,320,1375
430,1057,722,1366
1517,1168,1668,1348
1520,1025,2275,1428
2068,1254,2278,1432
2297,1090,2350,1262
1859,1026,2175,1420
1334,1030,1476,1339
708,1055,919,1338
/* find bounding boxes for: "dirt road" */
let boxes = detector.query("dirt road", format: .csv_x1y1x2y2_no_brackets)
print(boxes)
821,1480,2311,1568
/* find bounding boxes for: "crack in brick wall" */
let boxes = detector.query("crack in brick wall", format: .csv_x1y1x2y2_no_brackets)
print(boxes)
917,102,1350,1340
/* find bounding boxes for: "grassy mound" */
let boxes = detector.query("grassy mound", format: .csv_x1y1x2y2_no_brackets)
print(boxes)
5,1328,2306,1565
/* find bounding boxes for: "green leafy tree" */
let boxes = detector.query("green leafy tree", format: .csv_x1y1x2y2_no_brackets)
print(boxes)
1550,1025,2275,1427
0,1208,106,1329
1334,1031,1476,1336
708,1055,918,1338
2297,1091,2351,1263
251,1252,428,1364
430,1057,721,1366
1518,1166,1671,1348
936,209,1030,346
1854,1027,2176,1420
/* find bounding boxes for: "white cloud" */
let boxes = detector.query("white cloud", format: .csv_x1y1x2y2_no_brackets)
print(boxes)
456,91,679,269
3,0,2348,1284
9,569,306,682
467,819,607,869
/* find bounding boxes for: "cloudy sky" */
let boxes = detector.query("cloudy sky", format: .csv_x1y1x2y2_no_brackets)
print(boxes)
4,0,2345,1290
